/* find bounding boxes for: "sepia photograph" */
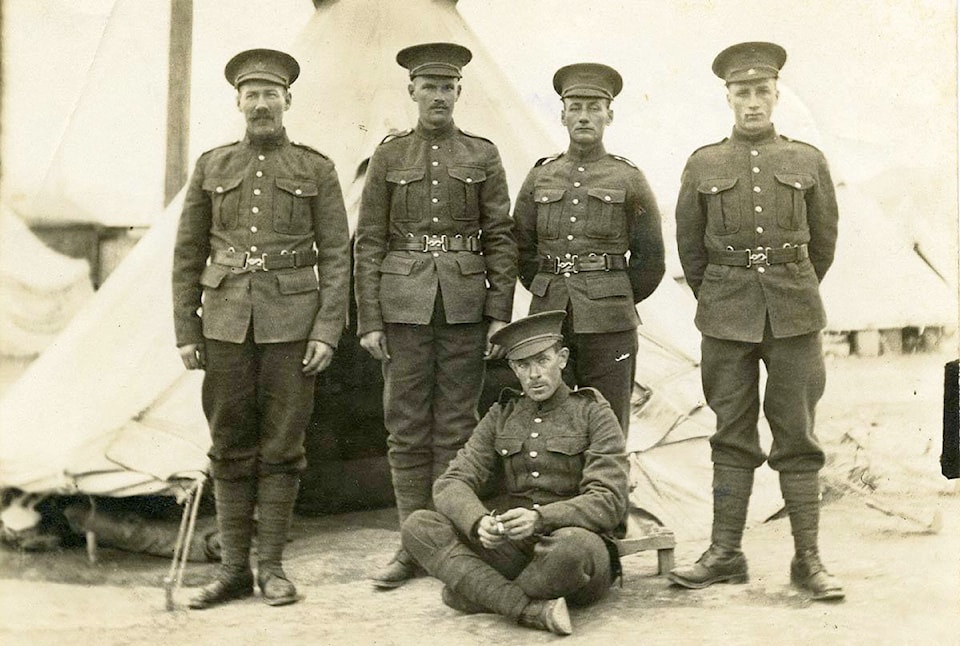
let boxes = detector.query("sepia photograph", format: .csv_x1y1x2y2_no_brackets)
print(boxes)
1,0,957,643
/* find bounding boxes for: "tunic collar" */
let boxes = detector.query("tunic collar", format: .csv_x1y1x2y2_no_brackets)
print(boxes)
244,128,289,150
564,143,608,163
416,120,457,141
729,124,777,145
533,382,572,414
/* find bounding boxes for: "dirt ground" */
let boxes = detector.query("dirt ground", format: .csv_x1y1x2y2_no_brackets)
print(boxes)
2,349,958,645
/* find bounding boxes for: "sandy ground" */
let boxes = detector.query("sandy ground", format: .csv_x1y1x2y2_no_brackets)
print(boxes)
2,350,958,645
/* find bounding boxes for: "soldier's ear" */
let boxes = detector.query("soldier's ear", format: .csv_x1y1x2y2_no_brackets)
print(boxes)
606,106,614,125
284,90,292,111
557,346,570,369
408,83,416,101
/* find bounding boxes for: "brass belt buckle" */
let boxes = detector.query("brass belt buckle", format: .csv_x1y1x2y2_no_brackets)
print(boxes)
555,255,578,274
244,252,268,271
422,234,448,252
746,248,769,268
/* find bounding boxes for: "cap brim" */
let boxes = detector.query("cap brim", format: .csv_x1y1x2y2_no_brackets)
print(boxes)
505,336,563,361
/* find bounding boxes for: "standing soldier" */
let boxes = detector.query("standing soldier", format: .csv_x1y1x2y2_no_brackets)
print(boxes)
354,42,517,588
669,42,843,600
172,49,350,608
513,63,665,437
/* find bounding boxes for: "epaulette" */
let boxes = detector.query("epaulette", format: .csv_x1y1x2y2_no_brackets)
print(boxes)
779,134,822,152
291,141,329,159
459,129,495,145
611,155,638,169
379,129,413,145
690,138,728,156
534,153,563,167
201,140,240,155
497,387,524,406
572,386,605,403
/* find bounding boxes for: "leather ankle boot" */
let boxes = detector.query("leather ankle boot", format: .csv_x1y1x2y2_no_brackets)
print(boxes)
370,547,422,589
518,598,573,635
791,549,845,601
441,585,487,614
258,566,298,606
188,567,254,609
668,545,748,588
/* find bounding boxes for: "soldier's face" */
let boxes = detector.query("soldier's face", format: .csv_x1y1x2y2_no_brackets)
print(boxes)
509,345,569,402
236,80,291,137
726,78,778,133
409,75,461,129
561,97,613,146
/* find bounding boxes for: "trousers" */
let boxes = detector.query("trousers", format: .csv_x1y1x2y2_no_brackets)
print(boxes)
202,333,315,480
701,321,826,472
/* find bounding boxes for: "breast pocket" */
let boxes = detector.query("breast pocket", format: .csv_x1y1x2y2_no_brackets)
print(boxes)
386,168,426,223
774,173,814,231
203,177,243,230
585,188,627,239
495,438,524,483
697,178,741,235
274,178,318,234
545,435,588,482
448,166,486,221
533,188,565,240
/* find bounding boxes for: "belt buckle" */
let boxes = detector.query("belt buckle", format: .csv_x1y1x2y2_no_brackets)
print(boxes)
422,234,448,252
244,252,268,271
555,255,578,274
746,248,769,268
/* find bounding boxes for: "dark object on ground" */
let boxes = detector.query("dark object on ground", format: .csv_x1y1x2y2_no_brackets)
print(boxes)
943,359,959,479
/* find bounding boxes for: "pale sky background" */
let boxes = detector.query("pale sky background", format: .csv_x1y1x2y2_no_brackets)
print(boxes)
1,0,957,290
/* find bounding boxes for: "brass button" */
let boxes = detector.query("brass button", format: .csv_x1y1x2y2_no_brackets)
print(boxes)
757,266,766,273
295,189,302,195
750,150,759,156
573,181,581,187
534,417,542,423
256,171,263,178
541,196,549,202
577,166,585,172
531,432,540,438
432,180,439,186
794,182,802,189
756,226,764,234
258,154,265,161
465,178,473,184
711,186,718,193
501,449,508,455
752,167,760,174
570,217,576,223
432,217,439,223
754,206,762,213
432,252,439,257
432,161,439,166
753,186,761,193
572,198,580,205
563,272,570,277
431,145,439,150
399,180,406,185
253,189,261,196
250,226,258,233
529,451,538,458
604,195,612,201
215,186,224,193
251,206,260,214
532,471,540,478
250,246,258,252
431,198,439,204
566,234,574,241
564,253,571,258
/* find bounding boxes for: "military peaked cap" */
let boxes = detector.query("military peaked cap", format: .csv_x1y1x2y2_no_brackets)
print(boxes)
492,311,566,361
712,41,787,84
225,48,300,88
396,42,472,78
553,63,623,100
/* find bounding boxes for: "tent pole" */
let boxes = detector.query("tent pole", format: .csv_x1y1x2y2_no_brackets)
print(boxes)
164,0,193,207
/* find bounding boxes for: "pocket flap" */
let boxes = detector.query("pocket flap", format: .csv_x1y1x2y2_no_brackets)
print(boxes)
276,269,319,295
199,263,230,288
379,254,418,276
276,178,319,197
529,273,551,297
587,188,626,204
202,176,243,194
774,173,815,190
585,273,631,299
697,178,738,194
456,253,486,275
448,166,487,184
495,439,523,457
533,187,565,204
546,435,588,456
386,168,425,185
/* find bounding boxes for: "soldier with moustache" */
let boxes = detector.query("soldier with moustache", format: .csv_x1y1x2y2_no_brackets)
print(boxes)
354,42,517,588
401,311,629,636
669,42,843,600
512,63,665,438
172,49,350,608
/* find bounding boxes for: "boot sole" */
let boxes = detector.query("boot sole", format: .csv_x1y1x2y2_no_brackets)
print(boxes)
667,572,749,589
188,588,254,610
791,577,845,601
263,593,301,607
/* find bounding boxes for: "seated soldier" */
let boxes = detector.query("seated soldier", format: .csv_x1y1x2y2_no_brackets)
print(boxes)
401,311,629,636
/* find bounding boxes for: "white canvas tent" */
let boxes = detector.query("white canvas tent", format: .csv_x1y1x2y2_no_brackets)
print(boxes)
0,0,784,540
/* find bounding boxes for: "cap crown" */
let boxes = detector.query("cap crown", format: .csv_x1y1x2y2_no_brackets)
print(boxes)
491,311,566,361
553,63,623,100
396,42,472,78
712,41,786,84
224,48,300,88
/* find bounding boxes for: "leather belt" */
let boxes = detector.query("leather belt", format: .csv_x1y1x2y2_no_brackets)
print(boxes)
708,243,808,268
212,248,318,272
388,234,482,253
539,253,628,274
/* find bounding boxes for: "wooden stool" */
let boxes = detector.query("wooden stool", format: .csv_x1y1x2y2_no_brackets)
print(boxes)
616,516,676,575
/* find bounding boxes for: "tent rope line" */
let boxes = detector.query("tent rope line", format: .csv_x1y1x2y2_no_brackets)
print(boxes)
163,476,204,611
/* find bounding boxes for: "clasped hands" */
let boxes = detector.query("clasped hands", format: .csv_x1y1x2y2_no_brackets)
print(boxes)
477,507,542,549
